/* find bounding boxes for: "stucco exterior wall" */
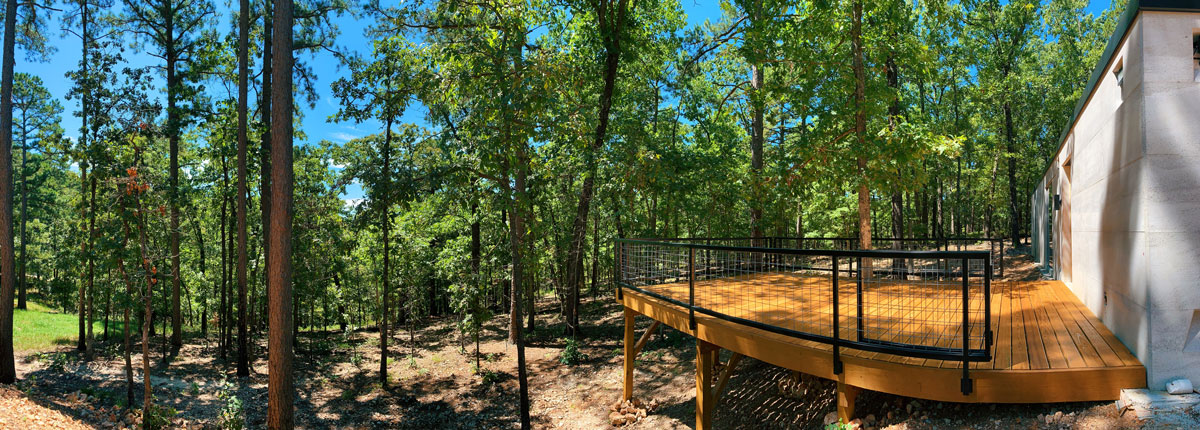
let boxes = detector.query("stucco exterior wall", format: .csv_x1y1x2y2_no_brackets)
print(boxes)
1138,11,1200,390
1038,11,1200,389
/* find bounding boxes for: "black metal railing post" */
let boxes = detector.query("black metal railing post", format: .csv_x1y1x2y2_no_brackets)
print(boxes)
985,257,993,351
1000,239,1006,278
615,242,623,300
832,255,842,375
689,247,696,331
856,256,864,342
961,257,973,395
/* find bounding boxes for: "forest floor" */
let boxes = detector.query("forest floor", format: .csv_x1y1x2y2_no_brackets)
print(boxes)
2,250,1197,429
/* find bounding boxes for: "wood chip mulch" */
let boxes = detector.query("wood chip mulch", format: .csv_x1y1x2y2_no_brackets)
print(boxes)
0,385,92,430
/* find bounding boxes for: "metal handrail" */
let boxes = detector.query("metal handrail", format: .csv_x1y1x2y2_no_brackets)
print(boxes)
624,236,1006,277
615,238,993,395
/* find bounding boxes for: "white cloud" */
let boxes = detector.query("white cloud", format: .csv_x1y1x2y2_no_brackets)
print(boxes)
330,132,359,142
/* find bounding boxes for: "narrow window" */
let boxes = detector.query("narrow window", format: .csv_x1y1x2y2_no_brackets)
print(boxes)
1193,32,1199,82
1113,57,1125,88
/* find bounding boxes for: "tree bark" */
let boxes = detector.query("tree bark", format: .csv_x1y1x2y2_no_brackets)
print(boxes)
851,0,872,256
0,0,18,383
118,217,136,409
259,0,274,339
167,9,183,349
510,156,532,430
88,175,96,358
16,117,25,310
219,186,228,360
749,5,765,240
236,0,251,377
1005,103,1019,246
267,0,295,426
379,92,393,387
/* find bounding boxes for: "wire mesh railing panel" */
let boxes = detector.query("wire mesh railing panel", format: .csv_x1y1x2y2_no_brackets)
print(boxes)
630,236,1005,277
616,238,993,363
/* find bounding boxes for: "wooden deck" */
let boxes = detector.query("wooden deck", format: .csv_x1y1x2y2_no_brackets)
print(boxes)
619,275,1145,408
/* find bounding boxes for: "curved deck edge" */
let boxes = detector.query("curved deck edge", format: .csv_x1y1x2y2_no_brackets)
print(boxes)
620,287,1146,404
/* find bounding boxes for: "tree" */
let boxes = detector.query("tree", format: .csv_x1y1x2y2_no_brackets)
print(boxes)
122,0,217,349
236,0,251,378
266,0,295,427
0,0,20,384
11,73,62,311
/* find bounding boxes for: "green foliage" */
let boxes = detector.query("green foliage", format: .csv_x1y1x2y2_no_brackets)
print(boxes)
824,420,854,430
143,400,178,430
559,338,588,366
216,380,245,430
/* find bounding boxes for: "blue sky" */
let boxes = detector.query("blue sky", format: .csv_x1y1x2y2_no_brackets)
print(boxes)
10,0,1113,201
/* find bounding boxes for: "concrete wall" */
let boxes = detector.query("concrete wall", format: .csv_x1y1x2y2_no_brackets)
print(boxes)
1138,11,1200,390
1040,11,1200,389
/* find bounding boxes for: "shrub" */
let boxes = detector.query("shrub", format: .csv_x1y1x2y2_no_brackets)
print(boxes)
559,338,587,366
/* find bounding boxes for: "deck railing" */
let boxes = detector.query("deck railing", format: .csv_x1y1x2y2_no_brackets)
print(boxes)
615,238,993,395
638,236,1005,277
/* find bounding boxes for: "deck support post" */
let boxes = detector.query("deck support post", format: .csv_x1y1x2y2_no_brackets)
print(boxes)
836,381,861,423
623,306,636,401
696,339,719,430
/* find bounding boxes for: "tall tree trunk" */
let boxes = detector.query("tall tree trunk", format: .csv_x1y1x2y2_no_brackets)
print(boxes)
236,0,250,377
0,0,17,383
87,174,96,358
219,189,228,360
195,215,207,337
76,0,90,354
16,125,25,310
511,156,532,430
749,4,765,240
267,0,295,426
851,0,871,257
78,165,88,352
118,217,135,409
1004,103,1019,246
561,0,631,337
167,12,183,349
259,0,274,343
379,96,393,387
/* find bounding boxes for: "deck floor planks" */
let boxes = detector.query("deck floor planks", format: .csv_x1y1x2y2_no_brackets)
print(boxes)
620,276,1147,404
990,283,1012,370
1035,282,1088,368
630,274,1140,374
1042,284,1105,368
1045,282,1125,368
1047,282,1142,367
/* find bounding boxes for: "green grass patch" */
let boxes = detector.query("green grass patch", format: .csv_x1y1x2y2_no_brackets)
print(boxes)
14,302,122,353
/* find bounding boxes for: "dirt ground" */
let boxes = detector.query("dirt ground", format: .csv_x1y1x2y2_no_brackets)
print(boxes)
2,251,1197,429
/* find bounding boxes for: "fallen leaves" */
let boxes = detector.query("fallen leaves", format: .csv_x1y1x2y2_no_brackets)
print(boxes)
0,385,91,430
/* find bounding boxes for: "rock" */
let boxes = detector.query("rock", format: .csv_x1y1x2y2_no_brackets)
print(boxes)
608,411,625,427
824,411,839,425
1167,378,1194,395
